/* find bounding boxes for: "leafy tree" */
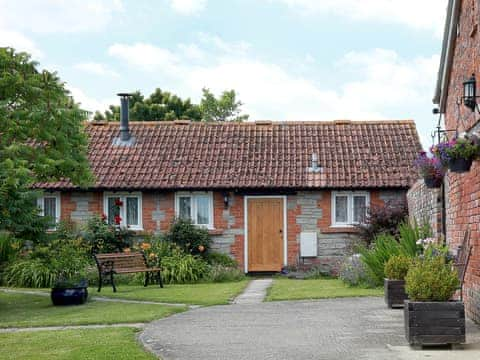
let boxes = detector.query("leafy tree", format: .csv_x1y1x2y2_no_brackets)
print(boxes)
200,88,249,122
94,89,202,122
0,48,93,239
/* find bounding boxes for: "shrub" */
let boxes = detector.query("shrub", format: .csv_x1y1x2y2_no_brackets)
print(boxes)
0,231,21,266
82,215,133,253
5,239,90,288
206,252,238,267
359,222,425,286
339,254,375,287
303,266,331,279
405,256,459,301
160,248,208,284
384,255,411,280
204,265,245,282
164,218,211,257
356,199,408,245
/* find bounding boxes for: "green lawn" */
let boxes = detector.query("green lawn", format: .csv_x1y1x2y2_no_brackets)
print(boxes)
0,328,155,360
0,292,185,328
266,278,383,301
93,280,250,306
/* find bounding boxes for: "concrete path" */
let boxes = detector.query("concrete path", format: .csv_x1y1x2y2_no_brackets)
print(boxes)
140,297,480,360
232,278,272,304
0,323,144,334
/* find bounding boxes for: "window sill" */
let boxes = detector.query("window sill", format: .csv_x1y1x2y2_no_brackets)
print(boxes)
324,226,360,234
208,229,224,236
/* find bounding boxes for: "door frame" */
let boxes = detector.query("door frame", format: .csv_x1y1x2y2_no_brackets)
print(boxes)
243,195,288,273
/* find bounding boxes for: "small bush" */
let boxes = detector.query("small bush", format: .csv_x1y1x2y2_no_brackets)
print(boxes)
5,239,90,288
206,252,238,267
356,199,408,245
0,231,21,266
205,265,245,282
82,215,133,253
164,218,211,257
303,266,331,279
384,255,411,280
161,248,208,284
339,254,375,287
405,256,459,301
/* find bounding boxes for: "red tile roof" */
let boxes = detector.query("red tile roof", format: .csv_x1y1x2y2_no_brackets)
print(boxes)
36,120,422,190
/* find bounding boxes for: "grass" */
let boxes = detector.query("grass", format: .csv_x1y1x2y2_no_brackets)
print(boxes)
265,278,383,302
92,280,250,306
0,292,185,328
0,328,156,360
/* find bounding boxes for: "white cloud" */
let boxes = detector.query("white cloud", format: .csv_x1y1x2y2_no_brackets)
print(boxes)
68,86,117,115
107,36,438,131
169,0,206,15
73,62,119,78
197,32,250,55
0,30,43,58
270,0,448,37
0,0,124,33
108,43,180,72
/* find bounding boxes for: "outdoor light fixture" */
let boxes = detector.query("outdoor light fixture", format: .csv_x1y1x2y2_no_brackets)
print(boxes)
223,193,229,208
462,74,478,112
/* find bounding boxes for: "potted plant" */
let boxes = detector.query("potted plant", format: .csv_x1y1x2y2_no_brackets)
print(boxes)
404,255,463,346
431,137,479,173
414,151,445,188
51,274,88,306
384,255,410,308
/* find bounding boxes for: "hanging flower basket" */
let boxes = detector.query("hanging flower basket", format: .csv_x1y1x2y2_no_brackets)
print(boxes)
424,176,442,188
414,151,445,187
448,157,473,173
431,137,479,174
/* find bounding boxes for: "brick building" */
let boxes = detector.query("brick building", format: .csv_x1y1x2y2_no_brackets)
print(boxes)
36,117,421,274
433,0,480,322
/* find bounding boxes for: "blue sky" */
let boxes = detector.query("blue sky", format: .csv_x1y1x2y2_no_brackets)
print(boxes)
0,0,449,146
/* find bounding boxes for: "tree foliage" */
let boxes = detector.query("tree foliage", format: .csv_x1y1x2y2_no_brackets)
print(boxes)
200,88,249,122
0,48,93,239
93,87,248,122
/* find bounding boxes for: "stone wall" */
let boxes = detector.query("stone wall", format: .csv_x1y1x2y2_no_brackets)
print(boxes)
406,180,443,239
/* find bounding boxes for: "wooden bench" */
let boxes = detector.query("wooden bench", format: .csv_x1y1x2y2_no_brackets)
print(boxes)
94,252,163,292
453,227,472,301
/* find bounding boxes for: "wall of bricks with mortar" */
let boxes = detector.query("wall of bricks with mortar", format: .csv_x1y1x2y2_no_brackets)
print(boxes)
442,0,480,323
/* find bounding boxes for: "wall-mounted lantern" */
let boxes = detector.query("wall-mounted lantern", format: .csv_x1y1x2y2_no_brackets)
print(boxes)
462,74,477,112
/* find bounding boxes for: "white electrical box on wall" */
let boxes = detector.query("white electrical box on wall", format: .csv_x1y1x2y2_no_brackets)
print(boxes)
300,232,317,257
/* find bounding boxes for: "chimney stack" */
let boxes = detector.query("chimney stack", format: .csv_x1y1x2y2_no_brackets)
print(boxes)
117,93,132,141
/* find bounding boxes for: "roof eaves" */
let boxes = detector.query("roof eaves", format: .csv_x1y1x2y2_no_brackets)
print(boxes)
433,0,461,111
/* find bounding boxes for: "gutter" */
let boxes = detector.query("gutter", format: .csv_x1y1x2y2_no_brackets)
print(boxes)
433,0,461,112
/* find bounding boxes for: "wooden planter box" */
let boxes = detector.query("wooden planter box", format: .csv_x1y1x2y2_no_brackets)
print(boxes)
384,279,407,308
404,301,465,346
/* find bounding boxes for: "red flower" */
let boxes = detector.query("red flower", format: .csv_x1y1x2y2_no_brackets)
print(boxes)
101,213,107,221
115,199,123,206
114,215,122,225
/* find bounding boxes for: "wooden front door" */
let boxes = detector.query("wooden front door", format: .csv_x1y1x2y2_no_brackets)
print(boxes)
247,198,284,272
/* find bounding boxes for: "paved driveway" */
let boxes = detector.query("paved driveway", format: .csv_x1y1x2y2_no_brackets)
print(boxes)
140,297,407,360
140,297,480,360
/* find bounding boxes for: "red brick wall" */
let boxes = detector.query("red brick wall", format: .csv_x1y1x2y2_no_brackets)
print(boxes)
442,0,480,322
58,189,400,274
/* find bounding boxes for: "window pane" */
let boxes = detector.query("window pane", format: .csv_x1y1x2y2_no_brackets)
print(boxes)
126,197,139,226
196,196,210,225
335,196,348,223
108,197,120,225
353,196,367,223
178,197,191,220
44,197,56,224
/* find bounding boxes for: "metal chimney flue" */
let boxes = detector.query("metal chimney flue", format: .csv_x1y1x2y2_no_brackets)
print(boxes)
117,93,132,141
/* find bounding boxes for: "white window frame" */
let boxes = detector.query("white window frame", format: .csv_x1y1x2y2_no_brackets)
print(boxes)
103,192,143,231
331,191,370,227
174,191,214,229
37,192,61,230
